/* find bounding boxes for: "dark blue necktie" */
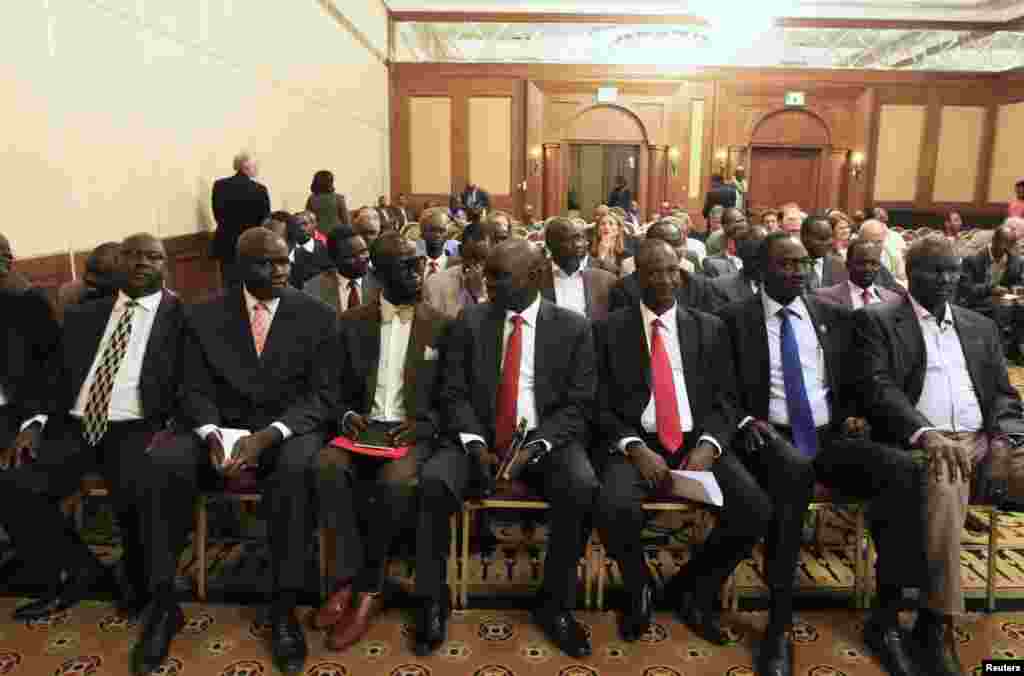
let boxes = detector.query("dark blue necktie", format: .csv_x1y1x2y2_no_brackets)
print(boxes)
778,307,819,458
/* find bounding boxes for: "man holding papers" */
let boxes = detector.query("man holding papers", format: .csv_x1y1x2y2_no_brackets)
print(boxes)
718,231,926,676
139,227,338,676
312,231,449,650
594,239,770,643
413,239,599,658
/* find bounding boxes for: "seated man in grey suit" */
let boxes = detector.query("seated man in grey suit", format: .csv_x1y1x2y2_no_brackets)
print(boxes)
422,221,491,318
539,217,617,321
703,209,748,278
304,225,379,315
816,239,903,309
710,224,768,306
802,215,845,291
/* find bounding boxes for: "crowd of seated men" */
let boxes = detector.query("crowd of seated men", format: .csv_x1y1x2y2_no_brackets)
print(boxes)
2,164,1023,676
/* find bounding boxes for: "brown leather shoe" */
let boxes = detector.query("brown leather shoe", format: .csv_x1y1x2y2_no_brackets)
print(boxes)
311,584,353,630
327,592,382,651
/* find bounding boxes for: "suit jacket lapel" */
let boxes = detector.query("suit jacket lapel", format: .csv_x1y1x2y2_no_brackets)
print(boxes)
582,270,593,318
481,305,505,425
675,307,699,410
75,297,117,393
893,300,927,399
951,307,988,409
403,305,432,414
140,291,173,379
258,290,299,369
231,289,261,370
744,296,771,414
631,304,652,389
361,303,383,413
539,266,556,303
803,296,835,394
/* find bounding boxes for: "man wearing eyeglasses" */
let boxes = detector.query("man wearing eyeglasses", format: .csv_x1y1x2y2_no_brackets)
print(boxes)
717,232,927,676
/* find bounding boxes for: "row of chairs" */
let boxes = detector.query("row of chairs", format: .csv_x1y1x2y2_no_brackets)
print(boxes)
69,475,1002,613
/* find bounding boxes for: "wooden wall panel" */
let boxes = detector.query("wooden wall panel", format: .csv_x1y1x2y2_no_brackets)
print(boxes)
933,106,986,204
989,101,1024,203
408,97,452,195
873,105,927,203
468,97,513,195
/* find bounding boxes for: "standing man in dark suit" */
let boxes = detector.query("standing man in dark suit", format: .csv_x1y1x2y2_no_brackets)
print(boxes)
854,234,1024,676
413,239,599,658
304,226,379,315
802,216,844,290
0,234,183,625
457,183,491,212
607,175,632,210
702,174,737,221
609,220,722,314
719,232,927,676
313,232,449,650
710,224,768,305
595,239,772,642
816,239,903,309
212,152,272,287
138,227,338,676
540,217,617,321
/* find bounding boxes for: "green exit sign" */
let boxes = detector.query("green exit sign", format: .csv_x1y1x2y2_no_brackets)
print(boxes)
785,91,806,106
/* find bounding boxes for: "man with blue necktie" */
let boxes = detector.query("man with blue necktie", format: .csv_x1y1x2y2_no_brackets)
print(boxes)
717,231,927,676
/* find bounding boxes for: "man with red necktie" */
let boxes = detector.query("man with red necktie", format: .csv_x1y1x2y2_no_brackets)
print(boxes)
413,238,599,658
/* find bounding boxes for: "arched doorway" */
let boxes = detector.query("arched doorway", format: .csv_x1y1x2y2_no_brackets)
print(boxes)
747,109,833,214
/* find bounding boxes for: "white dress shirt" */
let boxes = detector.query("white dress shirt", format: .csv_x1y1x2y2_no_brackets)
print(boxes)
0,385,7,407
812,258,824,284
763,294,830,428
617,303,722,454
460,296,542,450
23,290,163,432
335,272,363,313
687,238,707,262
849,282,882,310
552,259,587,316
908,299,984,445
728,254,744,272
194,286,291,442
368,297,412,422
288,238,316,263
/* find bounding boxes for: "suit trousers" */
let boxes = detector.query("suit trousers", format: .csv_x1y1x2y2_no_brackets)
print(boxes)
595,450,774,601
143,431,323,594
415,440,599,610
0,405,18,451
0,415,156,590
316,445,420,592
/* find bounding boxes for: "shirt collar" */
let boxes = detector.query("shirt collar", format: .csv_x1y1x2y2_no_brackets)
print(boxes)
910,295,953,328
506,295,541,327
762,293,807,321
116,289,161,312
336,270,358,285
301,239,316,253
848,280,875,296
640,302,677,329
552,258,586,279
243,285,281,313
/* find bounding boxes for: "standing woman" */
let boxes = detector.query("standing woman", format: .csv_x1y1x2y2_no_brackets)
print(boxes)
827,210,852,260
306,170,350,238
589,210,635,277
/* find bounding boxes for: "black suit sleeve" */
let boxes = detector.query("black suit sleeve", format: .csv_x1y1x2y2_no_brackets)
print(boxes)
336,322,366,421
276,312,338,435
258,184,271,224
701,315,740,450
22,291,62,415
212,181,226,229
595,319,641,451
608,280,629,314
957,254,990,307
439,312,488,441
536,317,596,450
978,317,1024,436
181,318,222,430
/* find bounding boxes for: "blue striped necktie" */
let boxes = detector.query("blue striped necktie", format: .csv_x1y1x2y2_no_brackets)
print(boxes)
778,307,819,458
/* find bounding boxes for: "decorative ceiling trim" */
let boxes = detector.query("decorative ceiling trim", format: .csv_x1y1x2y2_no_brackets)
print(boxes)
319,0,390,65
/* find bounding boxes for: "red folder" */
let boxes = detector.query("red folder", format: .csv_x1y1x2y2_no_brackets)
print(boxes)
329,435,409,459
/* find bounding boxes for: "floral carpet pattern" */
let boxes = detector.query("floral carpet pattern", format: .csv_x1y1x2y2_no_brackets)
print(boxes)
0,599,1017,676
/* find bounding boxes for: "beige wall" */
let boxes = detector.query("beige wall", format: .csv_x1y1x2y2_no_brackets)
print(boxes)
933,106,986,203
989,101,1024,203
409,98,453,195
468,97,512,195
873,105,927,203
2,1,389,258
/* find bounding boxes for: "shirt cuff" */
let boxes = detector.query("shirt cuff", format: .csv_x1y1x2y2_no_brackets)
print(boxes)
532,439,552,452
738,416,754,430
617,436,644,453
20,415,48,433
195,424,220,441
909,427,936,447
459,433,486,452
698,435,723,458
270,422,292,441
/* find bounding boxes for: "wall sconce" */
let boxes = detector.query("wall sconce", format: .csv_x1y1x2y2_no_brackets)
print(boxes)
850,151,865,180
668,146,680,177
714,148,728,173
529,146,542,177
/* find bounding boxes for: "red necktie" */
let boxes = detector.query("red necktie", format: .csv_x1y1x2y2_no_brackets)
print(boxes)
650,319,683,454
862,288,872,306
348,280,360,309
495,315,524,453
429,261,439,276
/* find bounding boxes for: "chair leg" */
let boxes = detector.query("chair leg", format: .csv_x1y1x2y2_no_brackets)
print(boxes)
596,544,607,611
195,496,208,602
988,507,1000,613
447,513,459,610
853,506,865,610
461,508,473,609
318,528,328,601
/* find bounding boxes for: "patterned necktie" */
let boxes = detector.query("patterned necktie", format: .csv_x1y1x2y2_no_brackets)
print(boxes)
862,288,872,306
82,300,138,446
778,308,819,458
650,319,683,454
348,280,360,309
251,302,269,356
495,315,524,453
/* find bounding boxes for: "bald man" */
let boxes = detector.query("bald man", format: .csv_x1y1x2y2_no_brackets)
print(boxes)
212,152,271,287
860,218,907,283
855,219,905,293
138,227,338,675
1,234,182,630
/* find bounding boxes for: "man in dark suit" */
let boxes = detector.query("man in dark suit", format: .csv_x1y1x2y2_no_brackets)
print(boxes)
609,220,722,314
710,224,768,305
413,239,599,658
386,193,415,231
802,216,845,290
608,175,632,210
138,227,337,676
55,242,121,324
313,232,449,650
958,224,1023,315
719,232,927,676
703,210,749,279
304,226,380,315
212,152,271,287
595,239,772,642
0,234,183,625
816,239,903,309
540,217,617,321
284,214,332,289
457,183,491,212
853,234,1024,676
702,174,737,221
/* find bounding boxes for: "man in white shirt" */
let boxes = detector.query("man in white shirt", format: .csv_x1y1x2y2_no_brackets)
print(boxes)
539,217,616,320
413,239,599,658
816,240,903,309
854,234,1024,676
313,232,450,650
0,234,183,627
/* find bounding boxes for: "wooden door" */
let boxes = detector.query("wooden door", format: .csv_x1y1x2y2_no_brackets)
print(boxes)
749,147,821,213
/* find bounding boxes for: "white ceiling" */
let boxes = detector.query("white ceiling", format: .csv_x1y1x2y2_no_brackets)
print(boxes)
385,0,1024,23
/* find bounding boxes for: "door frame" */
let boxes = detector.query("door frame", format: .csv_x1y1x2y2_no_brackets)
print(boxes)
563,141,643,217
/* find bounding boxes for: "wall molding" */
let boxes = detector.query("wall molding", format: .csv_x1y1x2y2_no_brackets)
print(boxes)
319,0,389,66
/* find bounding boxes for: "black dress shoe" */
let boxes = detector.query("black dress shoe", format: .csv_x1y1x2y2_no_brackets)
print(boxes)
864,617,920,676
132,601,184,676
671,583,727,645
912,616,963,676
620,583,653,642
414,598,450,657
13,562,107,622
531,608,591,658
756,632,793,676
270,609,307,675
